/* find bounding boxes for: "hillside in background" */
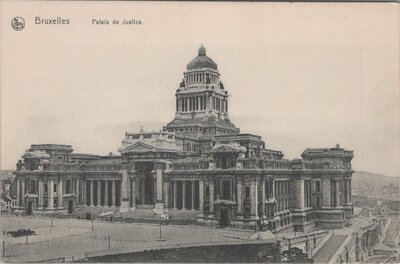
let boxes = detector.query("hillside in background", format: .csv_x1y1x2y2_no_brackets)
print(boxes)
352,171,400,200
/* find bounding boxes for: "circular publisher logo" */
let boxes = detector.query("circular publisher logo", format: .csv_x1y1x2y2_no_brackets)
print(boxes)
11,17,25,31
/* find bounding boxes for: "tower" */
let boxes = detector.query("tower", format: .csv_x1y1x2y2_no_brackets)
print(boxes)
165,45,239,138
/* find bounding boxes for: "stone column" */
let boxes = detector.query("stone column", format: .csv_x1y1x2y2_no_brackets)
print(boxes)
271,179,275,199
141,178,146,204
90,180,94,206
237,178,243,215
111,180,116,206
120,169,130,212
208,94,212,110
58,181,63,208
346,179,351,204
232,179,236,202
336,180,341,207
16,178,20,207
250,180,258,219
197,97,201,111
191,181,196,210
261,178,266,217
131,178,136,209
21,179,25,207
321,176,331,207
83,180,87,205
153,176,157,204
97,181,102,207
164,181,169,209
349,179,352,203
154,163,164,203
38,179,43,208
75,178,79,205
104,180,109,206
199,179,204,216
291,179,305,209
182,181,187,210
173,181,178,210
48,180,54,209
209,180,214,215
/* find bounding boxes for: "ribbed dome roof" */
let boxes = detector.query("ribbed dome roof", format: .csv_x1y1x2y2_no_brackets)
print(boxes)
186,45,218,70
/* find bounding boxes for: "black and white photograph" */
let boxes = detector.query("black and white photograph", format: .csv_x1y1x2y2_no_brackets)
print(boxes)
0,1,399,263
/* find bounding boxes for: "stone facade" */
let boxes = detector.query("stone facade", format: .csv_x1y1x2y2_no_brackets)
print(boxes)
13,45,354,231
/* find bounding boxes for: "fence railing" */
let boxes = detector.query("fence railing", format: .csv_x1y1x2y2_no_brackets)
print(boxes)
3,211,204,227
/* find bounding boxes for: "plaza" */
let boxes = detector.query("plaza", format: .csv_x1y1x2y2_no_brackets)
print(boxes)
1,215,261,263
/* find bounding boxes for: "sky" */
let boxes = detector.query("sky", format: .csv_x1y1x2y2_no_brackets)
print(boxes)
1,2,399,177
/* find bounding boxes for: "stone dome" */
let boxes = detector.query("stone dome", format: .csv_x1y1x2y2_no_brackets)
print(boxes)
186,45,218,70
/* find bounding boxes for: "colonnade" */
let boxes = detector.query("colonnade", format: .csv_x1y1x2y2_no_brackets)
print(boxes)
171,180,199,210
330,178,352,207
184,72,219,85
176,95,228,113
275,180,290,212
16,178,80,209
178,95,207,112
84,180,120,207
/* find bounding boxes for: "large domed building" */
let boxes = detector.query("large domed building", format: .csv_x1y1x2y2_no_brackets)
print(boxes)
13,45,354,231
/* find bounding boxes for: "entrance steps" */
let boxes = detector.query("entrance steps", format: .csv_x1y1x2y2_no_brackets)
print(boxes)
73,206,120,217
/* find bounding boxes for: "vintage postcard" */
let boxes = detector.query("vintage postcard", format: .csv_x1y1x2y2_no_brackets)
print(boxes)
0,1,399,263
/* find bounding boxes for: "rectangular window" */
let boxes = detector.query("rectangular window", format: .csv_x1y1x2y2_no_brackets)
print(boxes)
222,181,231,200
316,181,321,192
30,180,36,194
245,186,250,198
54,184,57,193
66,180,71,194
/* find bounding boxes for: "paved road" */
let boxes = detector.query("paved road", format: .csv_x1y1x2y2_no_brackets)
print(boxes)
0,215,258,263
312,234,348,263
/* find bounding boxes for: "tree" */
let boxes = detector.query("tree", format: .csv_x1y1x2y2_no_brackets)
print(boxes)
281,247,314,263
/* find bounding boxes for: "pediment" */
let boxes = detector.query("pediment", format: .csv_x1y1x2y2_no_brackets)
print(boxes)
120,142,158,153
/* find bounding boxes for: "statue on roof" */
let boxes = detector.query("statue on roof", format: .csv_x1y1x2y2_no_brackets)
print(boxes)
16,160,23,171
179,78,185,88
220,81,224,89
